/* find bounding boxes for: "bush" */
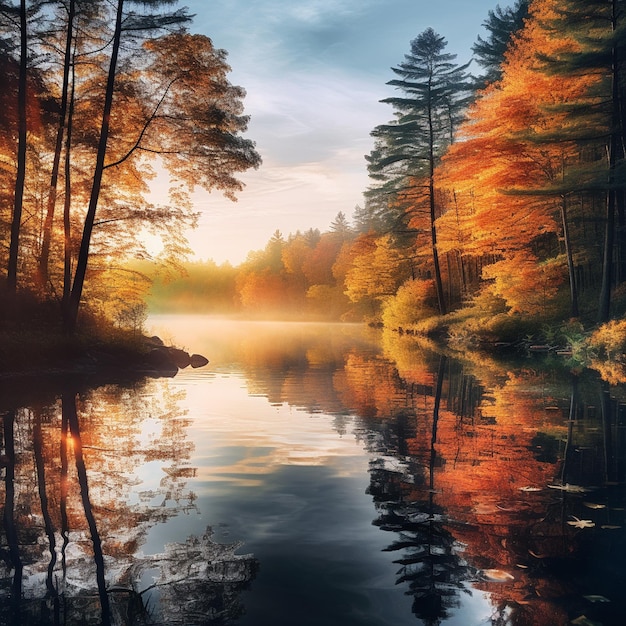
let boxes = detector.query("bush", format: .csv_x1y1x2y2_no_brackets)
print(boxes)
588,319,626,360
382,279,438,331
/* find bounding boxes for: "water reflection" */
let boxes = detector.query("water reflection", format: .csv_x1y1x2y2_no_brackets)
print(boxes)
0,378,257,625
1,317,626,625
342,335,626,626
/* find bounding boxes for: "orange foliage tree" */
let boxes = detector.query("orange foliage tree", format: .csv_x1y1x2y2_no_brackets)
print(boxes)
438,0,599,320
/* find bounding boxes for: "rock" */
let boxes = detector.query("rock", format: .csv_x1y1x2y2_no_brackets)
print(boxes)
190,353,209,368
146,335,165,347
168,347,191,369
144,348,178,377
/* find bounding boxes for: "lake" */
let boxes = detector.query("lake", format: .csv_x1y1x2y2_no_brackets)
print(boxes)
1,315,625,625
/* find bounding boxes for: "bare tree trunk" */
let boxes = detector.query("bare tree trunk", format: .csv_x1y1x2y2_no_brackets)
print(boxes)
427,96,446,315
62,53,76,310
598,0,623,323
65,0,124,333
37,0,76,290
561,195,579,317
6,0,27,294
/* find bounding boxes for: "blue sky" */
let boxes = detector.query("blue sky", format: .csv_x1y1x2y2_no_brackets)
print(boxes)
177,0,512,264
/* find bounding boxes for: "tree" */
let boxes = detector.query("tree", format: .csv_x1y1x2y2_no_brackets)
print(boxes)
329,211,352,238
439,0,602,321
62,6,260,332
65,0,191,331
471,1,530,88
0,2,261,331
536,0,626,322
36,0,78,289
344,234,412,315
367,28,472,314
3,0,31,294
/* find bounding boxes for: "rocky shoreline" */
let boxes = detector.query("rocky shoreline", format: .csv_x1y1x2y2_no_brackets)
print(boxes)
0,334,209,381
140,335,210,377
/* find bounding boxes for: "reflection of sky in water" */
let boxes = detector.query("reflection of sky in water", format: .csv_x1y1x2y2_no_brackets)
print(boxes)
137,317,499,625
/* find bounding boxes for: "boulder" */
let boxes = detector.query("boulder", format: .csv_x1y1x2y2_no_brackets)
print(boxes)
168,347,191,369
190,353,209,368
144,348,178,377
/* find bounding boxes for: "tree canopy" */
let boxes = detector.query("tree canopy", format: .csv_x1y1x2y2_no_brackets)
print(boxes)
0,0,260,333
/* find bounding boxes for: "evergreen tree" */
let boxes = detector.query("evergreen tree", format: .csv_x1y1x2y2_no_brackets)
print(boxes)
472,1,529,89
366,28,472,314
329,211,352,238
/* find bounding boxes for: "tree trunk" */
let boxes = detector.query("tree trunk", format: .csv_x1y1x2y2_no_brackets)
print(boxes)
6,0,28,294
62,56,76,310
561,195,579,317
65,0,124,333
37,0,75,290
427,92,446,315
598,0,622,323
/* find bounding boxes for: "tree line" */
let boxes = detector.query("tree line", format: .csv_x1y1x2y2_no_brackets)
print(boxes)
364,0,625,336
3,0,626,347
151,0,626,346
0,0,260,335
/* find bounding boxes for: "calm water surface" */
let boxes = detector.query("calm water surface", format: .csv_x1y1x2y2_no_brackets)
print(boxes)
1,315,626,625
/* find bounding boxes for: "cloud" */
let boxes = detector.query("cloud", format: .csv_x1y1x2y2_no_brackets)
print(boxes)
174,0,502,263
242,68,388,165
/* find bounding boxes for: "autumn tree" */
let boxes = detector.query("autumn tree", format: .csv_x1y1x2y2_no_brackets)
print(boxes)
1,0,37,295
438,0,601,321
65,1,190,332
367,28,472,315
344,233,412,320
0,2,260,333
535,0,626,322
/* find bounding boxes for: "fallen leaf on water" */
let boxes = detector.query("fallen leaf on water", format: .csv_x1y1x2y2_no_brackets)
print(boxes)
519,486,542,492
567,516,595,529
548,483,589,493
583,502,606,510
482,569,515,582
600,524,622,530
583,595,610,603
571,615,604,626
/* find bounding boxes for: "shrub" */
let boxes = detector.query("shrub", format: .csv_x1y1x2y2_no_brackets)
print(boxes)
382,279,438,331
588,319,626,360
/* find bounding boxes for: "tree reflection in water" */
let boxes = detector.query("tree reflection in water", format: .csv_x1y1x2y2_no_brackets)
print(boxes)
0,380,257,625
2,321,626,626
368,356,475,625
342,335,626,626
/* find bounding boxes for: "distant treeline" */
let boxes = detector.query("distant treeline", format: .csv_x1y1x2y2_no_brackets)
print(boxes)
145,215,366,321
151,0,626,351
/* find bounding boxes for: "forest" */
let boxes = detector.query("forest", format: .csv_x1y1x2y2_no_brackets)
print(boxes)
148,0,626,358
0,0,260,349
2,0,626,367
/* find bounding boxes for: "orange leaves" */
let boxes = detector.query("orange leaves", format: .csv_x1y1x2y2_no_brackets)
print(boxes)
344,234,411,305
430,0,606,319
482,252,565,316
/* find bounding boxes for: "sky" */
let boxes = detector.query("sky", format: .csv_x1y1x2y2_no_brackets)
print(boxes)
172,0,511,265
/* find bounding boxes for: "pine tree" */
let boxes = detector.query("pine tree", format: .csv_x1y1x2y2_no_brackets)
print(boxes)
366,28,472,314
472,1,530,89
